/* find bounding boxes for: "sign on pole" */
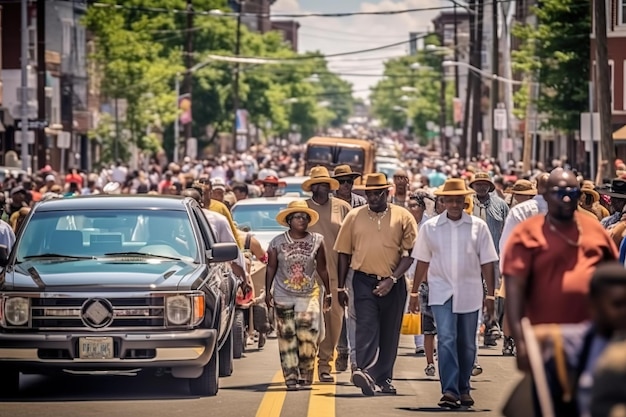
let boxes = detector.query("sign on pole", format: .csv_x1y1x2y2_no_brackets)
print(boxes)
580,112,600,142
15,130,35,145
57,131,71,149
494,109,507,131
15,119,48,130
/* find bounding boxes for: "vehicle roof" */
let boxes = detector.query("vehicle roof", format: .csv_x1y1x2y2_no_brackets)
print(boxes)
306,136,375,150
231,196,302,207
33,195,192,212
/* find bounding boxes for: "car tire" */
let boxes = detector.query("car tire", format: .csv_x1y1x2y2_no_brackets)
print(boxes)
0,369,19,399
233,309,245,359
189,349,219,397
219,329,234,377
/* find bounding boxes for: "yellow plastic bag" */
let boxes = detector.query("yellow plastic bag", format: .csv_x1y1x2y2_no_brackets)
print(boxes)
401,313,422,335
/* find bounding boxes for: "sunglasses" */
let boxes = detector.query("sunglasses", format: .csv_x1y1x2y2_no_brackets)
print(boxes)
549,187,581,200
338,179,354,185
365,189,386,199
263,183,278,188
290,214,311,222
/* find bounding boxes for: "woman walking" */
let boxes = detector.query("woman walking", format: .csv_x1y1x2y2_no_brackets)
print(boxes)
265,200,332,390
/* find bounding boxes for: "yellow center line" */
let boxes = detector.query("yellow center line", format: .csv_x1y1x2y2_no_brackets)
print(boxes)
307,358,336,417
256,370,288,417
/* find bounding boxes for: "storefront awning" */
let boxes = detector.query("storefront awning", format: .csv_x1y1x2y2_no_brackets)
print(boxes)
614,125,626,141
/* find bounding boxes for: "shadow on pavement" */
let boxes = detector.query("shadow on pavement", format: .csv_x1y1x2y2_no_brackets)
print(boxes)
397,406,493,413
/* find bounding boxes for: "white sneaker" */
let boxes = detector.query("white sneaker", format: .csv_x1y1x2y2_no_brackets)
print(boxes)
472,364,483,376
425,363,436,377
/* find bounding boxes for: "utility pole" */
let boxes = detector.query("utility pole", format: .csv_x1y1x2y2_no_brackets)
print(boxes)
36,0,46,170
471,0,484,157
232,0,244,153
462,0,476,160
439,29,447,156
20,0,29,172
594,0,615,179
490,0,499,159
183,0,193,160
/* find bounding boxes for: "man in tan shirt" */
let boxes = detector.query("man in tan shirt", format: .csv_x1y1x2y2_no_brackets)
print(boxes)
335,173,417,396
302,166,352,383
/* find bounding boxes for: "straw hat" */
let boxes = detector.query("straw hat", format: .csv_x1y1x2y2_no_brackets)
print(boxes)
581,186,600,203
362,173,392,190
275,200,319,227
469,172,496,192
510,179,537,196
302,166,340,192
332,165,361,180
434,178,475,196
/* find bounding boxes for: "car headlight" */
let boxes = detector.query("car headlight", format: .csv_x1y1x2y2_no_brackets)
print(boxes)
166,295,191,325
5,297,30,326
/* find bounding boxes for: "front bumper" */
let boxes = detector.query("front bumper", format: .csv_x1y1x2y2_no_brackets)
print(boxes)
0,329,217,373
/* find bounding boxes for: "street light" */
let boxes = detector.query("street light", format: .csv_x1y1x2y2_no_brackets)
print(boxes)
442,60,527,85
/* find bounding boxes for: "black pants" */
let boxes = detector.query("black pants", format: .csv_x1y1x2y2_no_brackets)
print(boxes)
353,271,406,385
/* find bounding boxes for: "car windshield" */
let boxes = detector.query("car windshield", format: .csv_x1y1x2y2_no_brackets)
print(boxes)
232,204,288,232
16,209,199,263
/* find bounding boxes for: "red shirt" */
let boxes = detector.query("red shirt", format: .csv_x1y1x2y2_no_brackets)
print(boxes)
65,173,83,186
502,212,617,324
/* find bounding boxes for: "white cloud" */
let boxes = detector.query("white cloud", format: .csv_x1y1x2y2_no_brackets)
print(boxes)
272,0,444,99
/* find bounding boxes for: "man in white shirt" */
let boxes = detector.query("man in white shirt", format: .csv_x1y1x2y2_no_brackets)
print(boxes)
408,179,498,409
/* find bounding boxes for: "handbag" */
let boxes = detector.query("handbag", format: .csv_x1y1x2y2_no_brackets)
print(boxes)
401,313,422,335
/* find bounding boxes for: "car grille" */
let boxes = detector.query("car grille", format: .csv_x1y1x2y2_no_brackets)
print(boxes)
30,297,165,330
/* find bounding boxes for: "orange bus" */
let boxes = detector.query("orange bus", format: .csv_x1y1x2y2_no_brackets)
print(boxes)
303,137,376,176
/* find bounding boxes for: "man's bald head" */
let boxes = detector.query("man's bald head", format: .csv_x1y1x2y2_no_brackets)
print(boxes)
182,188,202,204
546,168,578,191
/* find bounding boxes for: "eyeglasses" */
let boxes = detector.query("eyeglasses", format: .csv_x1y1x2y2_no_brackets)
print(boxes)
290,214,311,222
549,187,581,201
338,179,354,185
263,183,278,188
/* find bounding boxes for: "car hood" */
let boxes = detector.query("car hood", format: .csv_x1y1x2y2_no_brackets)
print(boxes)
5,259,207,292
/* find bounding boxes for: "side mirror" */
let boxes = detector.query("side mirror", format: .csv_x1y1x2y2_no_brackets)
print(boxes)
0,245,9,268
207,243,238,263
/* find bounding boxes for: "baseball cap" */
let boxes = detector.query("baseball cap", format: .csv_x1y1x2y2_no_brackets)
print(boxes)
211,178,226,191
45,174,55,182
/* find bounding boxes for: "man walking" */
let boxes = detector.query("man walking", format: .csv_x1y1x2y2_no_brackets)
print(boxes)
409,178,498,409
302,166,352,383
335,173,417,396
332,165,366,208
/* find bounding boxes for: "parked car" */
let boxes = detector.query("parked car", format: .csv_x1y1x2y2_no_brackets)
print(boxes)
0,195,240,397
231,196,301,250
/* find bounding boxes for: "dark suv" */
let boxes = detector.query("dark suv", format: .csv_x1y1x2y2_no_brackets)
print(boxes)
0,195,240,397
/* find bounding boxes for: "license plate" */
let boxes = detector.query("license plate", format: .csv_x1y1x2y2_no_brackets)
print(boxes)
79,337,114,359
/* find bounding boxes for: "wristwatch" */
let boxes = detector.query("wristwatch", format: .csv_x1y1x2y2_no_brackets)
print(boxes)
388,276,399,284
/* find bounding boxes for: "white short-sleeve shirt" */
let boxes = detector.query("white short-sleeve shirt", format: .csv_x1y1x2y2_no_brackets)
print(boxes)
411,211,499,313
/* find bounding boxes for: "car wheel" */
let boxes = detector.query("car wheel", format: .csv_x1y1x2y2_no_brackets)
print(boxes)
233,309,245,359
0,369,19,399
219,328,234,377
189,348,219,397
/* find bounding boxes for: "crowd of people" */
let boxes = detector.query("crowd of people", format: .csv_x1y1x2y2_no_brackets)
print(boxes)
2,143,626,415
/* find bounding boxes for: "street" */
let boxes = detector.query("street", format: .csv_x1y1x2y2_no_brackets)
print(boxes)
0,335,522,417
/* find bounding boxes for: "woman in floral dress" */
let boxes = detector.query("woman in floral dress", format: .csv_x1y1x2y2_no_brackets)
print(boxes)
265,200,332,390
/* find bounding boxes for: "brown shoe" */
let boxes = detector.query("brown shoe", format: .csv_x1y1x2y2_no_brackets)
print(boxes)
460,393,475,407
319,372,335,383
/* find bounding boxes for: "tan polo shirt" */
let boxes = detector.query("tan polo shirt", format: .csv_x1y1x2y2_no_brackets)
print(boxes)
306,197,351,287
334,204,417,277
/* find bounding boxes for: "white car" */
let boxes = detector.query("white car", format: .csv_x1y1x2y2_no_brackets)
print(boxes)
275,176,312,197
231,196,303,250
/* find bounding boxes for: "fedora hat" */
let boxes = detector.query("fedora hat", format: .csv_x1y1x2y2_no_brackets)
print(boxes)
362,173,392,190
598,178,626,199
434,178,475,196
469,172,495,192
275,200,319,227
254,175,286,187
511,179,537,196
302,166,339,192
332,165,361,180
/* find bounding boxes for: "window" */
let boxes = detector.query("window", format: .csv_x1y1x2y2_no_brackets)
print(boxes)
610,60,615,110
62,20,72,57
620,0,626,25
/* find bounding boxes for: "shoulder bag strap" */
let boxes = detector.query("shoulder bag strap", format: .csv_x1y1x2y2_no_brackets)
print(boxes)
244,233,252,251
551,324,572,403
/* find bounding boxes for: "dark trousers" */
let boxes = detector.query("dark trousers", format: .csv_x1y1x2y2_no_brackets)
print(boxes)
353,271,406,385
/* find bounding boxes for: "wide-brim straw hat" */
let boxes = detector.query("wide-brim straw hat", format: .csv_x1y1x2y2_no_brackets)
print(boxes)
434,178,476,196
582,187,600,203
332,164,361,180
469,172,496,193
511,179,537,196
302,166,340,192
254,175,286,187
362,173,392,190
275,200,319,227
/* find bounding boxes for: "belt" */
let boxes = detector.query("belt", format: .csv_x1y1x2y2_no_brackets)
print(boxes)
355,270,386,281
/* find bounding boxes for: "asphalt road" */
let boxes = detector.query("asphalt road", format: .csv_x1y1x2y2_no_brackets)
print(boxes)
0,335,522,417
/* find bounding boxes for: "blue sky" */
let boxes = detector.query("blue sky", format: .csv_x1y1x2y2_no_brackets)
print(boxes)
272,0,444,100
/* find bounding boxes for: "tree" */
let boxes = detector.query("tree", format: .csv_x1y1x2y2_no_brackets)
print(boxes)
511,0,591,133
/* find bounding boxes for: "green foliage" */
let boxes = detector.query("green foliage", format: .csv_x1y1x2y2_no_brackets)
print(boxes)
370,34,454,143
511,0,591,132
85,0,353,162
